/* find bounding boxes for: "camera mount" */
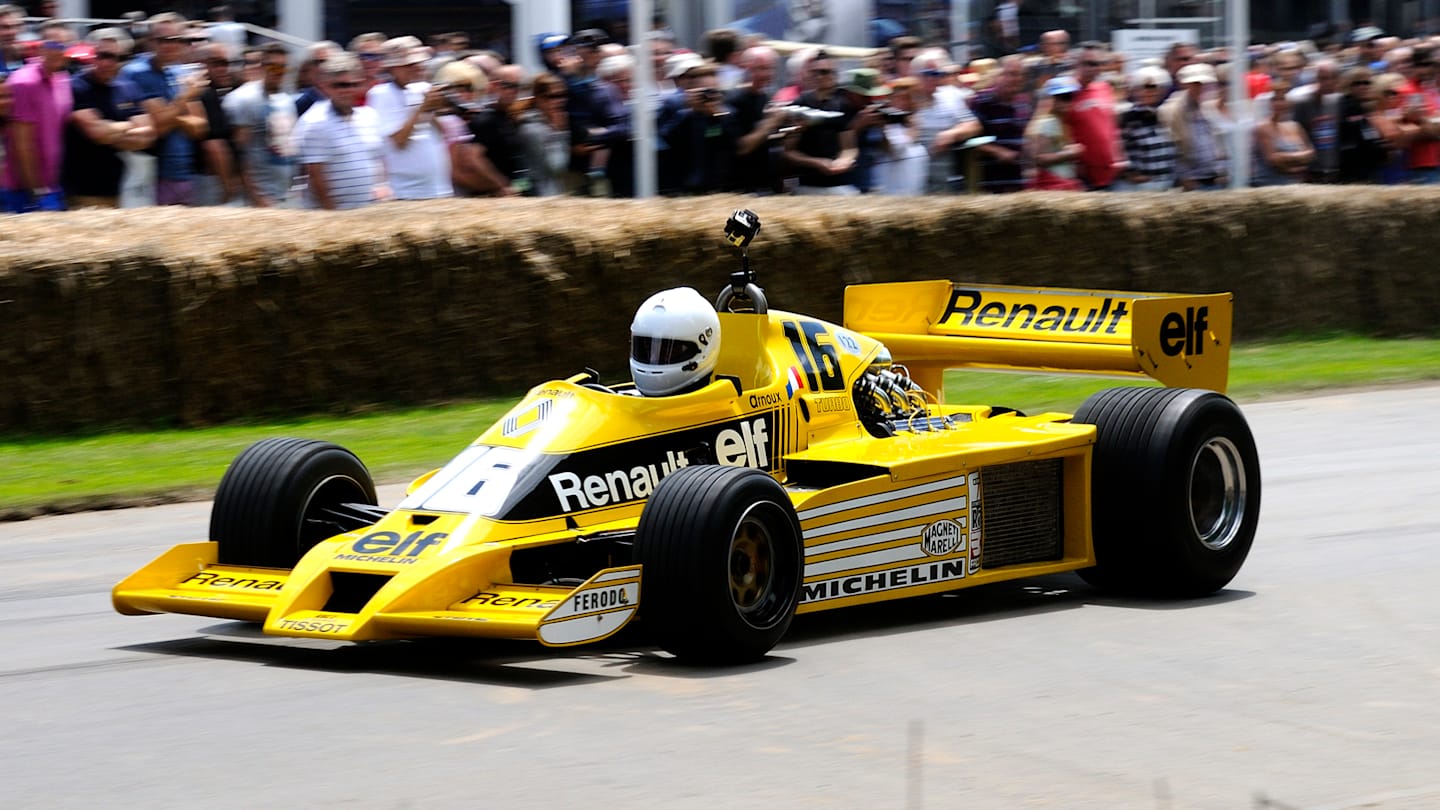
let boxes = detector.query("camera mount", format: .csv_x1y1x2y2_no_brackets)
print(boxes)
716,209,768,314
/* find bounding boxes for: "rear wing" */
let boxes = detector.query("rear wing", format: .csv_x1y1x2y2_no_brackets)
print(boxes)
844,280,1232,395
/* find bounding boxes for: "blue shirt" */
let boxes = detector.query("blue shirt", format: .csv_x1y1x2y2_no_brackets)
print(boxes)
120,53,195,181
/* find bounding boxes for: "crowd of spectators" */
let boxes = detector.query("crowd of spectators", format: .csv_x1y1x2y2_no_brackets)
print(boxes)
2,6,1439,213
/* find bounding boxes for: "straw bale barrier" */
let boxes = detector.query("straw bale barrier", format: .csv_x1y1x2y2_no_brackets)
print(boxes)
1,188,1436,433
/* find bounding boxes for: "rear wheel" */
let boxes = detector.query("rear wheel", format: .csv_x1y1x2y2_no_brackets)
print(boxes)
635,466,803,664
211,438,378,568
1073,387,1261,597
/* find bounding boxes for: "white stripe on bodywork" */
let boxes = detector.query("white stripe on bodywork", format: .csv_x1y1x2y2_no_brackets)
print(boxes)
805,545,929,577
803,495,967,540
807,521,946,558
797,477,963,520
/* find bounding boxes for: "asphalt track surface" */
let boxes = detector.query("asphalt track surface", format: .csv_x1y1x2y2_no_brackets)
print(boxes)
3,386,1438,809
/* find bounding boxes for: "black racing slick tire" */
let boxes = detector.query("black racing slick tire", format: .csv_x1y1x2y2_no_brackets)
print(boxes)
1073,387,1261,598
634,465,803,664
211,438,378,569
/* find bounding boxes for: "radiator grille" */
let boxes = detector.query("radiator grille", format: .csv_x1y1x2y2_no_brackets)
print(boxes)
981,459,1063,568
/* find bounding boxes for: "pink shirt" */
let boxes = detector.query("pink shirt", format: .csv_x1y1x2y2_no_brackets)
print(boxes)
4,59,73,190
1069,80,1121,188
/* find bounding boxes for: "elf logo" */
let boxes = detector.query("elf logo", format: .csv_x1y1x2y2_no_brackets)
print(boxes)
345,531,447,558
549,417,771,511
1159,306,1208,357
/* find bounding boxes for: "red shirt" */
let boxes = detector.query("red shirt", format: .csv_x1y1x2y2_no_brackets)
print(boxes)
1069,80,1121,188
1400,78,1440,169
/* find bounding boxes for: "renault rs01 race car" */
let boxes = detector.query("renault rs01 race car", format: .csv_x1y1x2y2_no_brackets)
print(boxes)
115,211,1261,664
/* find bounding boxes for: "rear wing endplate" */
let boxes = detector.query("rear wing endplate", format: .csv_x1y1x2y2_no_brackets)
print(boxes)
844,280,1232,394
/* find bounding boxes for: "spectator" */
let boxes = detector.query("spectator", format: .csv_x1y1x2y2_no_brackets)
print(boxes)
1023,75,1085,190
225,42,295,207
910,49,981,193
1251,78,1314,186
431,60,493,197
1291,58,1342,182
367,37,450,200
1161,62,1228,191
1026,30,1072,93
1068,41,1127,189
466,63,527,196
348,32,388,102
1398,45,1440,184
297,52,387,209
660,63,735,194
968,54,1032,193
3,19,75,212
564,28,608,181
704,28,744,90
888,36,923,81
1371,72,1419,184
1336,67,1389,183
517,71,571,196
206,4,247,56
294,40,340,117
536,32,573,77
193,42,239,205
62,27,154,209
121,13,208,206
1161,41,1199,100
238,46,263,84
874,76,927,194
0,4,23,73
841,68,893,192
1120,65,1176,190
782,50,858,195
727,45,785,193
772,47,817,105
591,53,635,197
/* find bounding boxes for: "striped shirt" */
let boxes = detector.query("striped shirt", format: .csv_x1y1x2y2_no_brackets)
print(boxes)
298,100,384,209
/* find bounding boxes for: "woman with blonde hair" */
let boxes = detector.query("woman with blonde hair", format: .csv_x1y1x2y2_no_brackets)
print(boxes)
1337,66,1394,183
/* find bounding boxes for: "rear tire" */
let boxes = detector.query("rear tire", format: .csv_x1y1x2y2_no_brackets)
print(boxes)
211,438,377,568
1073,387,1261,597
635,466,803,664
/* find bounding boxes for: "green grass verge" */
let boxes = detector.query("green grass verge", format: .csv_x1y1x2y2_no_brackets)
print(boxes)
3,334,1438,518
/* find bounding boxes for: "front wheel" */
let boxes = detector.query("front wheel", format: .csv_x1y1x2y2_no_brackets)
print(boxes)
211,438,378,568
635,466,803,664
1073,387,1262,597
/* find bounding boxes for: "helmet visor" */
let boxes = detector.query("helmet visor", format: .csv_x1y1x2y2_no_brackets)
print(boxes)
632,335,701,366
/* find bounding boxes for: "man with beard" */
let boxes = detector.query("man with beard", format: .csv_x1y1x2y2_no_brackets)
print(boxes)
63,28,155,208
726,45,785,193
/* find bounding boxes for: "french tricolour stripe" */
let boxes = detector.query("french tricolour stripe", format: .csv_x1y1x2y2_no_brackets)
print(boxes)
785,366,805,398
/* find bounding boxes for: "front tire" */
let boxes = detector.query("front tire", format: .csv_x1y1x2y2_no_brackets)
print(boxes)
635,466,803,664
211,438,378,568
1073,387,1261,597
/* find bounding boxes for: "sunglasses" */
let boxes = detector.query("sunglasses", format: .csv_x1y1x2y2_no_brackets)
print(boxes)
543,92,567,99
263,62,287,72
919,68,947,77
811,67,835,75
331,80,363,89
41,40,67,51
497,80,519,89
1352,79,1372,86
1141,83,1159,89
1084,60,1106,67
95,52,125,62
360,52,384,61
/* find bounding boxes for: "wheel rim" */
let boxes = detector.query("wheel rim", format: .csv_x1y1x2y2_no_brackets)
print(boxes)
728,503,786,629
1188,436,1248,551
296,474,371,552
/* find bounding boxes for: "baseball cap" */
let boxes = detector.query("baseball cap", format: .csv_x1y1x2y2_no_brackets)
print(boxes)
664,51,705,79
537,32,569,52
567,29,609,49
1042,75,1082,96
1351,25,1384,44
844,67,891,97
1177,63,1218,84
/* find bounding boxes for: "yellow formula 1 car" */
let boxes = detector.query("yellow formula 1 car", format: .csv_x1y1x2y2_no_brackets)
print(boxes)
115,211,1261,664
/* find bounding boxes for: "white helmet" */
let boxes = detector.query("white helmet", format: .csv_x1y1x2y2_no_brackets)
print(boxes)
630,287,720,396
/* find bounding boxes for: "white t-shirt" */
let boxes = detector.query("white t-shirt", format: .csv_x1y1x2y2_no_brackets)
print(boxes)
365,81,453,200
298,101,385,210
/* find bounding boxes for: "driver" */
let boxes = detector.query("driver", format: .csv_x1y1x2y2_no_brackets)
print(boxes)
630,287,721,396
